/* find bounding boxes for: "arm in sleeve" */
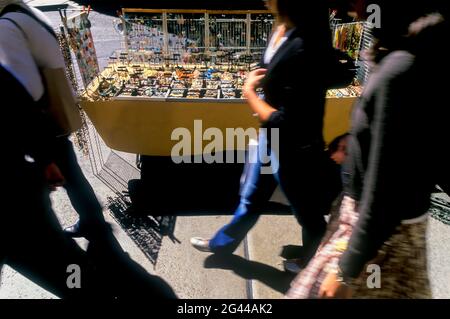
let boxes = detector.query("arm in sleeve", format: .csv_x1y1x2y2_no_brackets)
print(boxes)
338,71,411,279
262,49,307,129
0,19,45,101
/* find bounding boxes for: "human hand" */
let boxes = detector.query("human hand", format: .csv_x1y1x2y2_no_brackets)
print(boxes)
243,68,267,96
319,271,353,299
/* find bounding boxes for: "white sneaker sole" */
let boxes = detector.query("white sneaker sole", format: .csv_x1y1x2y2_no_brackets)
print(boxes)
190,237,212,252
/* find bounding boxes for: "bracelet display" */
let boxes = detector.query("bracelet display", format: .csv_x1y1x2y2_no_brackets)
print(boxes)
88,63,362,101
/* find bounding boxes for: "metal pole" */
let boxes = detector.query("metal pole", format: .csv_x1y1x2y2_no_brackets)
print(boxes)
121,15,129,52
205,12,210,53
162,12,169,56
246,13,251,54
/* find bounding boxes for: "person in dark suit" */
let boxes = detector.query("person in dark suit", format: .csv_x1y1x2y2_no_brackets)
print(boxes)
0,0,109,240
191,0,342,265
0,63,177,299
1,62,94,298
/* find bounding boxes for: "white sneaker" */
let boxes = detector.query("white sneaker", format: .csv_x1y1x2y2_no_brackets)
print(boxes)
190,237,212,252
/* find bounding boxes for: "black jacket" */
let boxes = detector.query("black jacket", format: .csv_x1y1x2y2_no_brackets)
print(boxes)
339,19,450,278
1,64,56,174
260,29,354,150
259,29,331,149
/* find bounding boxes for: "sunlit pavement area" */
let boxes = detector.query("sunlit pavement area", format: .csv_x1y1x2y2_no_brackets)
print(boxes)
1,1,449,299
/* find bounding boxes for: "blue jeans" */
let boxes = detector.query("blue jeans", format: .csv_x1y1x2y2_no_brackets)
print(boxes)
209,132,335,263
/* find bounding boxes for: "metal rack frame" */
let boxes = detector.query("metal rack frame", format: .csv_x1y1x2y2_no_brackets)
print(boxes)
358,22,374,84
121,8,274,62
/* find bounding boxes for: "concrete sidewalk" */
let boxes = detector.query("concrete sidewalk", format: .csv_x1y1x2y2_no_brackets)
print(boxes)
1,114,449,298
0,135,298,299
1,135,449,299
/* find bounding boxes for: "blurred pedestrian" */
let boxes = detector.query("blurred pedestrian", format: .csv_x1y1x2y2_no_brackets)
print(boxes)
191,0,347,266
0,0,108,241
286,1,449,299
0,1,177,299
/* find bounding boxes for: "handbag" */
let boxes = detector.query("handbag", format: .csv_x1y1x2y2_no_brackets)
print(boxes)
40,67,82,136
0,5,82,136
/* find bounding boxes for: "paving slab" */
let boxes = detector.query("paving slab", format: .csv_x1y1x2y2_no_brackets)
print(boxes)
155,216,248,299
428,214,450,298
246,215,300,299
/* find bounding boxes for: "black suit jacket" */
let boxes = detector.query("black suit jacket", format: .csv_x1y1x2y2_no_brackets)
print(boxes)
0,64,55,171
259,29,330,149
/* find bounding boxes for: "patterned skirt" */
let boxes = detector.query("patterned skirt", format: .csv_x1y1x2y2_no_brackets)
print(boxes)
285,196,431,299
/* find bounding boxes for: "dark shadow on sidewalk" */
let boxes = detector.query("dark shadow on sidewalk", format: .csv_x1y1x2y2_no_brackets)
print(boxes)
106,195,179,266
430,194,450,225
204,254,296,295
106,189,292,267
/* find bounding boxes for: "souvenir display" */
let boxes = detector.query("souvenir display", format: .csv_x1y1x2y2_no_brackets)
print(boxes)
65,12,100,88
88,63,252,100
75,9,367,158
121,10,275,64
88,63,362,100
332,21,374,85
332,22,364,60
250,13,274,50
186,89,201,99
57,27,78,92
82,10,370,101
326,86,362,98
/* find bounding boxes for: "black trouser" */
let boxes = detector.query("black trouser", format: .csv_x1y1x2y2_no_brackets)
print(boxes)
276,145,341,263
0,164,176,299
1,165,99,298
53,137,105,230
